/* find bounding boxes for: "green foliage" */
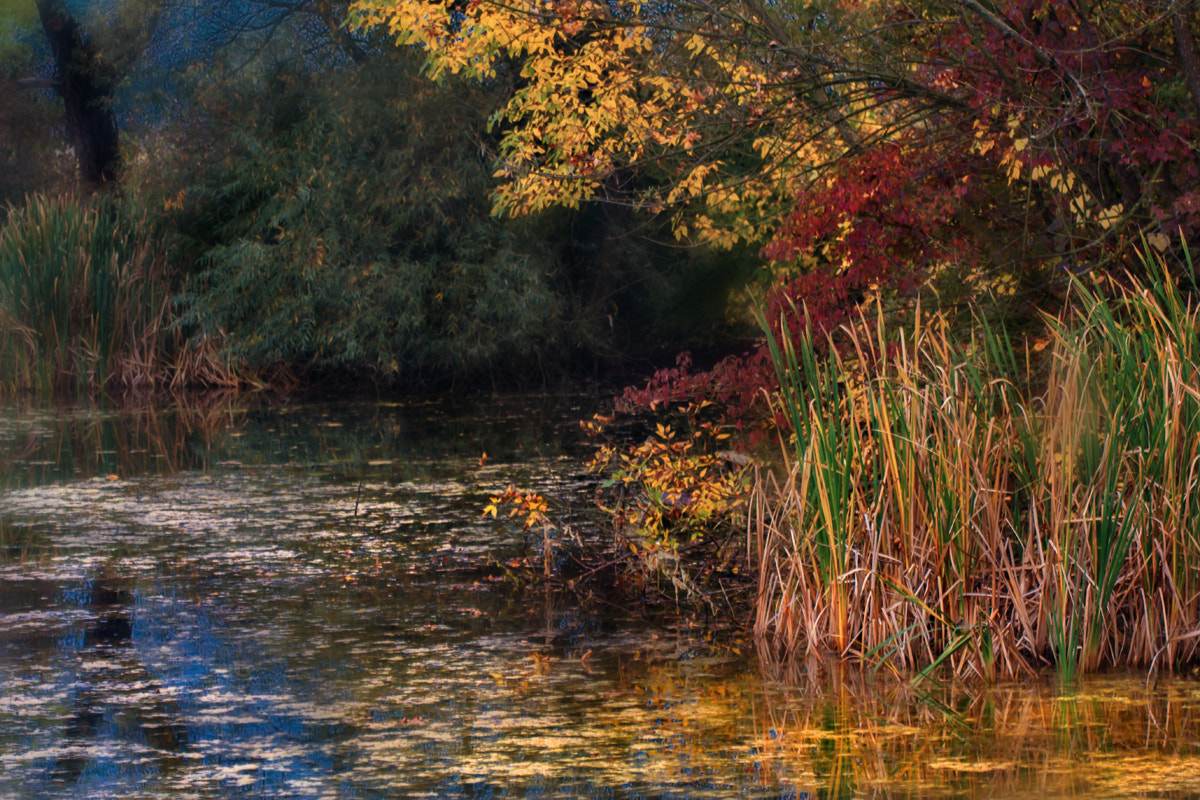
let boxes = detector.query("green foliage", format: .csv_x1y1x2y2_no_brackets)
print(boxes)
0,19,71,209
0,193,170,396
168,54,570,384
0,3,38,63
161,47,751,385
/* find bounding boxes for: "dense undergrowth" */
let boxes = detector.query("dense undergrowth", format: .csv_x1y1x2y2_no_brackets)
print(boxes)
1,44,754,402
155,52,755,391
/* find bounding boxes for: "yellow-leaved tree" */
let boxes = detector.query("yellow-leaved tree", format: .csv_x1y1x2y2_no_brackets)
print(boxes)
349,0,903,249
351,0,1200,286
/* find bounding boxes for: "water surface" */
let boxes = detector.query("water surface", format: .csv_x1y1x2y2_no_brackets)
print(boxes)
2,397,1199,799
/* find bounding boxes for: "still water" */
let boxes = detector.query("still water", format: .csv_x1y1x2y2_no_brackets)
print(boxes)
2,396,1200,799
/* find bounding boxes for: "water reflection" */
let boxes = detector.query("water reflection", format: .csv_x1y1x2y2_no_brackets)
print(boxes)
0,394,245,489
52,567,188,786
1,398,1199,799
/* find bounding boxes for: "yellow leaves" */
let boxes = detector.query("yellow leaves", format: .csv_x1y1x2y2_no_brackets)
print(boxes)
684,33,710,56
580,413,613,437
1096,203,1124,231
972,128,996,157
999,142,1023,184
352,0,560,80
667,163,719,204
1023,158,1131,230
588,415,750,547
1048,170,1076,193
353,0,806,247
1146,231,1171,251
484,486,549,528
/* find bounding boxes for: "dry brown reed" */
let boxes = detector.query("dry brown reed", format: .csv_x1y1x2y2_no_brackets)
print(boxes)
754,258,1200,681
0,194,250,399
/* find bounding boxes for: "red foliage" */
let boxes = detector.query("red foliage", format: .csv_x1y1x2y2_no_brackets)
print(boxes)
917,0,1200,241
763,142,978,291
616,273,865,434
624,0,1200,435
617,349,771,429
766,0,1200,294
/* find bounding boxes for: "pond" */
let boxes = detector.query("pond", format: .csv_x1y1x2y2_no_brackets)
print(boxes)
2,395,1200,799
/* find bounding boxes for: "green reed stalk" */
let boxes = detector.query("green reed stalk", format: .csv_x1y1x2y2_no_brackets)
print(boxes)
755,304,862,653
755,247,1200,680
0,194,171,397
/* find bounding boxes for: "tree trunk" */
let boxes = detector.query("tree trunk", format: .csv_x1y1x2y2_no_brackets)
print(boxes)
36,0,121,188
1175,0,1200,120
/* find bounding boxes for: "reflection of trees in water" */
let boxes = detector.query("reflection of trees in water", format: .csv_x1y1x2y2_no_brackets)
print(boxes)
0,393,600,492
52,567,189,785
0,392,245,490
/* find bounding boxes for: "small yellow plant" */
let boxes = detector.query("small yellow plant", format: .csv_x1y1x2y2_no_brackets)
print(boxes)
483,486,549,529
587,414,750,549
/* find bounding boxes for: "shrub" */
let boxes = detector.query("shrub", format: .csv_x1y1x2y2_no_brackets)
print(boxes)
168,55,568,386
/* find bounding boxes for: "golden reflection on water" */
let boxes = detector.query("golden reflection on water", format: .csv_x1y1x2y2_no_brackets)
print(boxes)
669,665,1200,800
328,643,1200,799
3,398,1200,798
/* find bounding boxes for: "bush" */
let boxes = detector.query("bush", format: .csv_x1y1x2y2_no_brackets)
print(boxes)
167,54,569,386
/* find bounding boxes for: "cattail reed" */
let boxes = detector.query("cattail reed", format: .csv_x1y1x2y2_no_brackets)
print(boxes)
754,253,1200,681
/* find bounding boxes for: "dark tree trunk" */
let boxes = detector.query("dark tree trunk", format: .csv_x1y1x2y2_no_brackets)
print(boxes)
36,0,121,187
1175,0,1200,120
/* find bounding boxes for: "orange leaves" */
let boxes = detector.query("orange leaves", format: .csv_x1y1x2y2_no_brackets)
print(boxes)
579,412,613,437
351,0,805,247
355,0,1200,265
483,486,549,528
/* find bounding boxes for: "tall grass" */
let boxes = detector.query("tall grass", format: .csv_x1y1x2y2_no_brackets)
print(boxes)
753,254,1200,681
0,194,233,397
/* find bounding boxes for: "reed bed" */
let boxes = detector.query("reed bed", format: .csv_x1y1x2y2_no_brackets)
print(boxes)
753,257,1200,681
0,194,241,397
0,194,170,396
